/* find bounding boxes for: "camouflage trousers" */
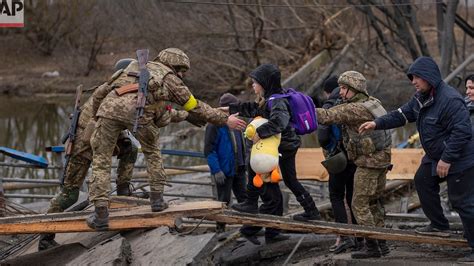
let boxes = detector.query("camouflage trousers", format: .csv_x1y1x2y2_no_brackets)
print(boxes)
90,117,165,204
47,126,137,213
352,167,387,227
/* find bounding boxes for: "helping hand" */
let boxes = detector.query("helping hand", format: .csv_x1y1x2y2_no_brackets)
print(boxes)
227,113,247,131
359,121,376,134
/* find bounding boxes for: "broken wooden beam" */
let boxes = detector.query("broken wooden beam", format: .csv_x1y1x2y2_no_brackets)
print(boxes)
204,210,468,247
0,201,224,234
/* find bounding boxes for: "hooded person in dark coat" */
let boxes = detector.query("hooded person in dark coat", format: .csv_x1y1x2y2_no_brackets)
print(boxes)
359,57,474,262
228,64,321,244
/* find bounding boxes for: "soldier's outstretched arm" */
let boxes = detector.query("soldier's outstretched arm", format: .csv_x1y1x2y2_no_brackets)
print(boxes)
160,74,246,130
316,103,373,125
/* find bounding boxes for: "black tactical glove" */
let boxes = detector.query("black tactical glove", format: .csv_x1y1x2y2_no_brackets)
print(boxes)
213,171,226,186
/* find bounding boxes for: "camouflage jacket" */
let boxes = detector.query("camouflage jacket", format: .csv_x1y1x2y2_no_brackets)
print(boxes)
95,60,228,126
317,94,391,168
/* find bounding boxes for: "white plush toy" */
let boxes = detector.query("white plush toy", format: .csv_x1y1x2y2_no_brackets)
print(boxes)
245,116,281,188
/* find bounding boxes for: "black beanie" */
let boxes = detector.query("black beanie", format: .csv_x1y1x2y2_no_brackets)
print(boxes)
219,93,240,107
323,75,339,94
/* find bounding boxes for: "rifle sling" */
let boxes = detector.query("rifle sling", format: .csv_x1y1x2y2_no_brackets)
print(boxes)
115,83,139,96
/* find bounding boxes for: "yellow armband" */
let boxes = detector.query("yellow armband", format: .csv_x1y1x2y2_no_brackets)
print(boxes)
183,95,198,111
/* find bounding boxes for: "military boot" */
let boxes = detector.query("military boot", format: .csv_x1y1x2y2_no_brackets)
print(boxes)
38,233,59,251
86,202,109,231
150,191,168,212
293,193,321,222
351,239,381,259
116,182,131,196
378,239,390,256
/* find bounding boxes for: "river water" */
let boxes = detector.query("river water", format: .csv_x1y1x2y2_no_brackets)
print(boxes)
0,95,417,202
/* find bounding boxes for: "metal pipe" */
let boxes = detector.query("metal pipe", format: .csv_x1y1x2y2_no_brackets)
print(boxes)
0,162,61,169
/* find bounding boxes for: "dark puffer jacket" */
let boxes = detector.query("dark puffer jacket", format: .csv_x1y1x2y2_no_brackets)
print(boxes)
374,56,474,175
229,64,301,151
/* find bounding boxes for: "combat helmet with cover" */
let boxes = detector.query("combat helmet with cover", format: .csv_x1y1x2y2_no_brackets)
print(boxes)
114,58,134,71
338,71,368,96
155,48,190,73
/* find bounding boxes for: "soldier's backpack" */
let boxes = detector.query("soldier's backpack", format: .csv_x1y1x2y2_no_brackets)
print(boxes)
267,88,318,135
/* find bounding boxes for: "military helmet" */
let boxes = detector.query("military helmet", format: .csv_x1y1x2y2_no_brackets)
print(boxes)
338,71,368,95
114,58,134,71
155,48,190,72
321,151,347,174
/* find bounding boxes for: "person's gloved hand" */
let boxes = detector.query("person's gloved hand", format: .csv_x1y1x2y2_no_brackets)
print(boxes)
213,171,226,186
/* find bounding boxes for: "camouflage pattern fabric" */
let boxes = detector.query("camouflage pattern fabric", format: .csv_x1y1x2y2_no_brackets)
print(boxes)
352,167,387,227
338,71,368,95
90,57,229,205
96,60,228,126
47,95,137,214
89,117,165,203
316,91,390,229
155,48,190,71
316,99,391,169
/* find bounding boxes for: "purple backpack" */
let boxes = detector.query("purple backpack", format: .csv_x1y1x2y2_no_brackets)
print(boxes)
268,88,318,135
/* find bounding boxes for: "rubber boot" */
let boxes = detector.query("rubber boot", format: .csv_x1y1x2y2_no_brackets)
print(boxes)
149,191,168,212
86,202,109,231
293,193,321,221
351,239,381,259
378,239,390,256
116,182,131,196
38,233,59,251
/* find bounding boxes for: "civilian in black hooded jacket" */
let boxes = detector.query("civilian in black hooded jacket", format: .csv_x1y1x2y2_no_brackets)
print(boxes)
229,64,321,244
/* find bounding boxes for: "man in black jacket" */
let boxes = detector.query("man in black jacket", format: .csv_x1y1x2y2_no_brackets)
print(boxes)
360,57,474,263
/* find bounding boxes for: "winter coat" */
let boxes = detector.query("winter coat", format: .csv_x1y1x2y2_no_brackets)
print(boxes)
204,124,244,177
229,64,301,151
374,56,474,175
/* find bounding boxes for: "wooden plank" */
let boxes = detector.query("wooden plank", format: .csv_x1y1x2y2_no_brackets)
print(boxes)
0,201,224,234
296,148,423,181
205,210,468,247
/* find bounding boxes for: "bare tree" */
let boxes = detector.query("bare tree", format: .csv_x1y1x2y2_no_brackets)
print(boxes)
439,0,460,77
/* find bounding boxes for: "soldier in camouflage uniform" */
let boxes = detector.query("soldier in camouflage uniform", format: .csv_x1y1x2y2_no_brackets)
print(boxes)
316,71,392,259
86,48,246,230
38,60,190,250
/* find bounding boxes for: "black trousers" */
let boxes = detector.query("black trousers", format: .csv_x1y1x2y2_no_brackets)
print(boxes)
241,147,311,238
216,165,247,204
328,162,357,224
414,163,449,230
415,163,474,248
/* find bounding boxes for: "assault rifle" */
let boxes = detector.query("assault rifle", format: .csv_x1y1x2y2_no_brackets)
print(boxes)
132,49,150,134
60,85,83,186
